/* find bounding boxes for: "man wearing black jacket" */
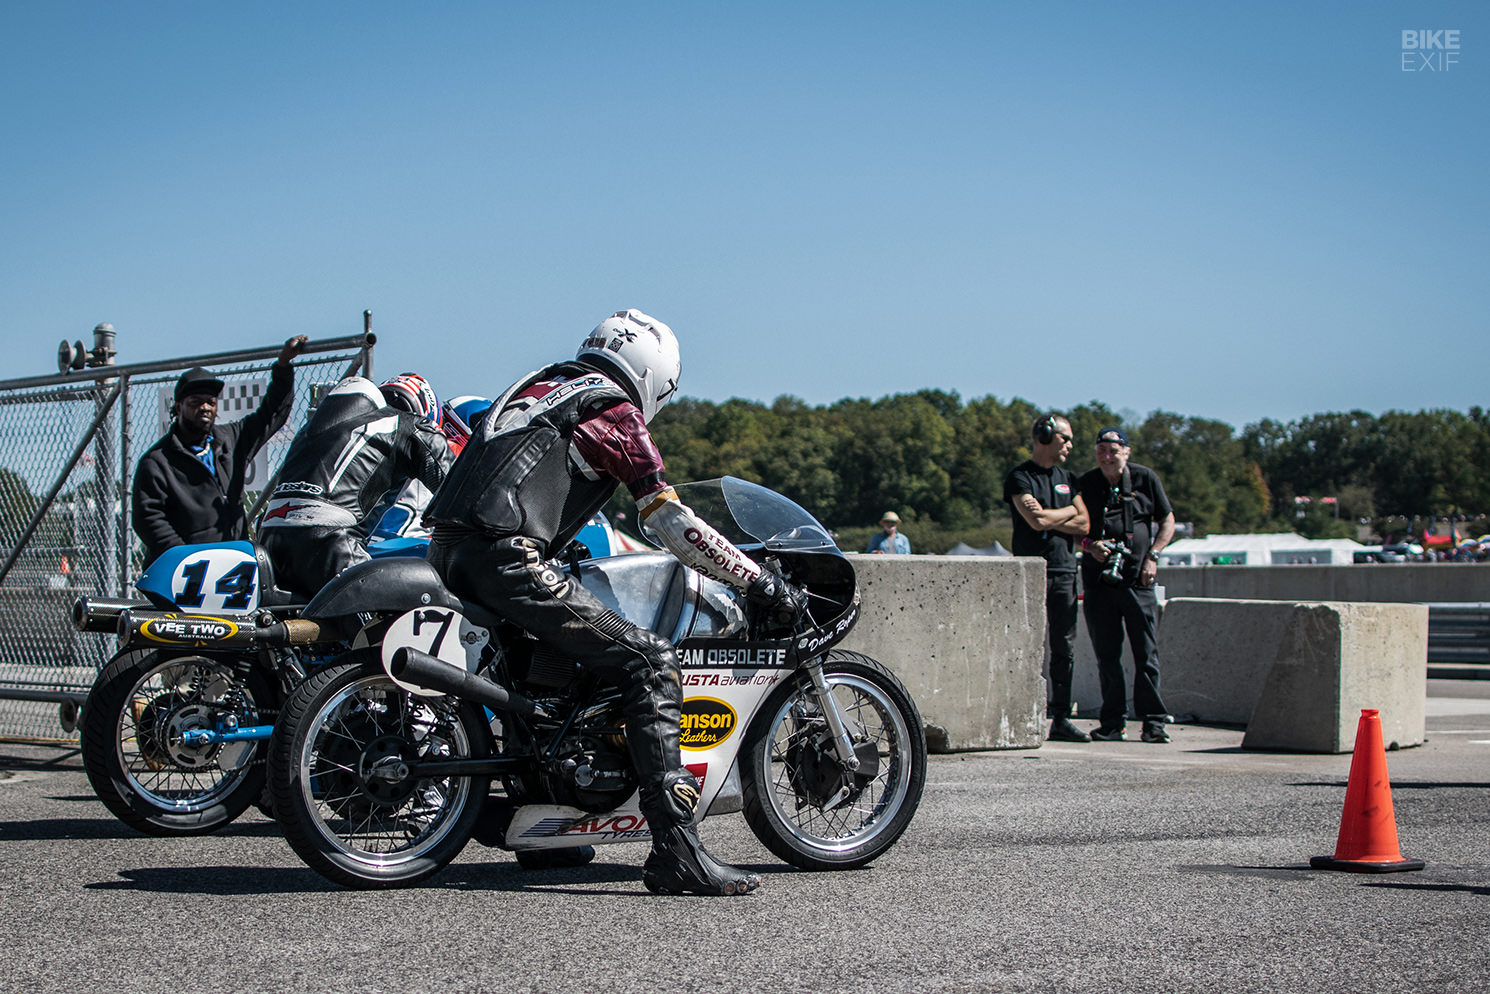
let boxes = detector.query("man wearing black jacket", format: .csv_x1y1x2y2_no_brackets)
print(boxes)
131,335,307,566
1076,427,1176,744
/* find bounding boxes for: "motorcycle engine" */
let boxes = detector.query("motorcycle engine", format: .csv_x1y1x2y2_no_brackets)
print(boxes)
541,703,638,813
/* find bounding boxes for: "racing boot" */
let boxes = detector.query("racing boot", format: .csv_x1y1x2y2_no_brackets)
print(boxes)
611,630,760,895
640,771,762,896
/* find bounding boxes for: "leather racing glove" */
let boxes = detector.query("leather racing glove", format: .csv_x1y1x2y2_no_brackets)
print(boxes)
746,570,809,629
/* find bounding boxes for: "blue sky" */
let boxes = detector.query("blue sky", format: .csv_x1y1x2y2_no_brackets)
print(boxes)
2,2,1485,431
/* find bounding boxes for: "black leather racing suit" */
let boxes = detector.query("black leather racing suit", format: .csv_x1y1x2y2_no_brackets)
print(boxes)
259,377,451,599
423,361,770,892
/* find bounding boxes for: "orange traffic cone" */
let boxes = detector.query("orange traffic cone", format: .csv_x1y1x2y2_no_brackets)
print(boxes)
1310,708,1425,873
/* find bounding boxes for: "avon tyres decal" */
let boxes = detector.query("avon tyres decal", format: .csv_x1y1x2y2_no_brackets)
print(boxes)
517,813,652,842
138,614,242,645
679,697,737,751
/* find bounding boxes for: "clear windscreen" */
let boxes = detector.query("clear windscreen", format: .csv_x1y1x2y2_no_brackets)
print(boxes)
644,477,838,554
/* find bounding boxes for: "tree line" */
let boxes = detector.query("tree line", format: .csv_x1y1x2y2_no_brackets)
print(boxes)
6,395,1483,559
612,393,1490,552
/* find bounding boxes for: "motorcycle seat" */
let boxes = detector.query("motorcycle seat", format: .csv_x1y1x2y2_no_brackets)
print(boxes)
456,597,503,631
252,544,303,608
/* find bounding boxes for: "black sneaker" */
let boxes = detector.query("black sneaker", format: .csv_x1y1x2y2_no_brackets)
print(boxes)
1090,725,1126,742
1048,717,1091,742
1141,721,1171,744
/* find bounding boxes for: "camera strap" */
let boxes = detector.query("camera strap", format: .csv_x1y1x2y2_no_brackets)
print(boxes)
1103,467,1136,540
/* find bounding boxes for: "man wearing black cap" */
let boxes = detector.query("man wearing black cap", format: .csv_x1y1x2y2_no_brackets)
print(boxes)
131,335,308,565
1075,426,1176,744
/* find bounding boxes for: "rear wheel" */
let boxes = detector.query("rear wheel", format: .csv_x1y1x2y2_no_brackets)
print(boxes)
268,653,490,889
81,649,274,835
740,650,926,870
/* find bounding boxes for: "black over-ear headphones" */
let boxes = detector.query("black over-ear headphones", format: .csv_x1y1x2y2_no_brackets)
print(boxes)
1034,415,1057,445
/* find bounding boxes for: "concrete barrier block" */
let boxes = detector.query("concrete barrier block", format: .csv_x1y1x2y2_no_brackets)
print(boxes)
1240,601,1427,752
1160,599,1292,725
1154,598,1426,752
841,554,1046,752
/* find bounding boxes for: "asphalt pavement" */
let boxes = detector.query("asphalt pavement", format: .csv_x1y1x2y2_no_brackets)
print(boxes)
1,682,1486,994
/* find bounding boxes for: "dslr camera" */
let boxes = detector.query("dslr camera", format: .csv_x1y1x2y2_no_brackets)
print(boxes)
1098,540,1133,586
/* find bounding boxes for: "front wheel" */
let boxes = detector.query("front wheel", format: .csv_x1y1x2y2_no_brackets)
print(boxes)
268,654,490,889
740,650,926,871
81,649,274,836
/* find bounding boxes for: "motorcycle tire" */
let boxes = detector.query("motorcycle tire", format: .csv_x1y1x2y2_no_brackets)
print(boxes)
268,653,490,890
81,648,275,836
740,650,926,871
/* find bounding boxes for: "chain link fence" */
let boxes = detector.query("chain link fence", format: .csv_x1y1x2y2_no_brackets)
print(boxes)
0,323,375,741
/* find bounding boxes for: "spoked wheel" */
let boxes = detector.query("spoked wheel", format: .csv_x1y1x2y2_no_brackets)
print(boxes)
81,649,274,835
740,650,926,870
268,655,490,889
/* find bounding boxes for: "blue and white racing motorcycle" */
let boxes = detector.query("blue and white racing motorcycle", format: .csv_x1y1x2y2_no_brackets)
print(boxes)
74,538,423,836
73,512,625,837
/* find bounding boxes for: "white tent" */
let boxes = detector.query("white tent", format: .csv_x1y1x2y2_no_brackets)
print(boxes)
946,540,1012,557
1158,532,1366,566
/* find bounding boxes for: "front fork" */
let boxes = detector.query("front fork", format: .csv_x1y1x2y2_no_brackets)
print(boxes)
802,655,860,810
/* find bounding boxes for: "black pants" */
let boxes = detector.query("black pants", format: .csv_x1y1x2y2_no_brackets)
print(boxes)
260,527,370,600
1081,570,1167,727
425,532,688,826
1045,571,1079,713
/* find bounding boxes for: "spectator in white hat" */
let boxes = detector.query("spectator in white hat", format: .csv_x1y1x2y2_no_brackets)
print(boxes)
867,510,911,554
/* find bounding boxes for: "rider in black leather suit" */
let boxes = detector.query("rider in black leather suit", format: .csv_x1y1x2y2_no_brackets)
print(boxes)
424,309,806,896
259,374,453,599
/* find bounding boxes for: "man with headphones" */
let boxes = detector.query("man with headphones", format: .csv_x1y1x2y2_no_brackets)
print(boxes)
1003,413,1091,742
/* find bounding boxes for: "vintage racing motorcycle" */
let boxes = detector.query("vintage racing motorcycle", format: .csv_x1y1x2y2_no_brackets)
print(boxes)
267,477,927,889
73,537,426,836
71,508,625,839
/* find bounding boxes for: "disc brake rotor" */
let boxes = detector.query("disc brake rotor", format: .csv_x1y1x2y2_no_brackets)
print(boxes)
162,704,221,768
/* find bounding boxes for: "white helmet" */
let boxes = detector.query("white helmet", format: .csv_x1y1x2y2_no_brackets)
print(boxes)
576,309,681,423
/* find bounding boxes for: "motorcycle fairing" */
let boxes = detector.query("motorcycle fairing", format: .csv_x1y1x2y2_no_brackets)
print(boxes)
572,552,746,643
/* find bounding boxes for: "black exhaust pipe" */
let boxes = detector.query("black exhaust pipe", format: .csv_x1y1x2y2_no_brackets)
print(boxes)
389,647,541,718
72,596,151,633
